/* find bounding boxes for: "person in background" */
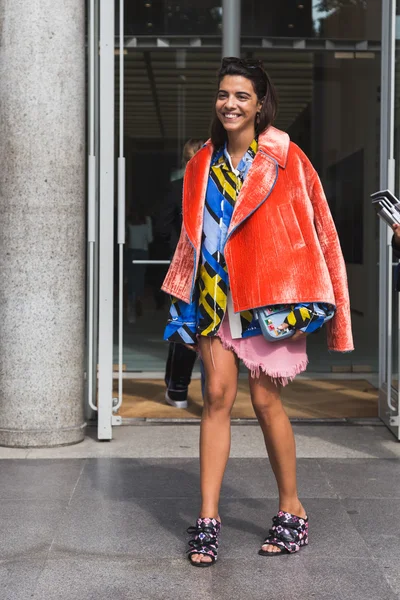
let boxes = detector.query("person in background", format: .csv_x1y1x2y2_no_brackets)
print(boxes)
126,209,153,324
158,139,204,408
393,223,400,255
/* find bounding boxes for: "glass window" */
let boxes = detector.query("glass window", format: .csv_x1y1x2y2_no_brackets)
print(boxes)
313,0,381,40
122,0,222,36
241,0,382,40
116,47,380,373
241,1,314,37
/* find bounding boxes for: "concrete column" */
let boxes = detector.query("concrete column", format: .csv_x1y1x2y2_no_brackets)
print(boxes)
0,0,86,446
223,0,241,58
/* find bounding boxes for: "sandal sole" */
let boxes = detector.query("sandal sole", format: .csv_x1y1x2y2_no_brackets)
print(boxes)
188,555,216,567
258,545,307,557
258,549,289,557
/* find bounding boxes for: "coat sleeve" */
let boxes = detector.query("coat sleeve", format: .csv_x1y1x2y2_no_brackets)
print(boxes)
309,173,354,352
161,223,195,304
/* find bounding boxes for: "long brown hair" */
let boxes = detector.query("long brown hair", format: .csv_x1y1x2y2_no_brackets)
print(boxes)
210,57,278,149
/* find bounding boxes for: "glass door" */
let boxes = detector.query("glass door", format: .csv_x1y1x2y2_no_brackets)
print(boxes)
116,44,383,423
90,0,399,432
378,0,399,439
114,47,222,373
87,0,122,440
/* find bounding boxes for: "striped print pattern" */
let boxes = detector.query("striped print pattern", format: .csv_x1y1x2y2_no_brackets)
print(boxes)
197,140,258,337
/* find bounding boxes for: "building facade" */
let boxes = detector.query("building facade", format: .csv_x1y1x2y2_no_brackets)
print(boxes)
0,0,399,446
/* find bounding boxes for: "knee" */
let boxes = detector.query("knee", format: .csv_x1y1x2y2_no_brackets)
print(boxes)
252,396,282,422
203,382,232,417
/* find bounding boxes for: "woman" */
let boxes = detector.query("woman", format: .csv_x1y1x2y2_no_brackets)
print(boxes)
162,57,353,566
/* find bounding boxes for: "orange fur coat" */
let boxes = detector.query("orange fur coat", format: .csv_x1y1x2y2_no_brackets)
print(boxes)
162,126,354,352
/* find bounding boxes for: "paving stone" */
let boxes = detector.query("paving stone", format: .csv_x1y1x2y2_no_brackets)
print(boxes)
0,559,45,600
317,458,400,499
0,459,85,500
0,427,398,600
205,557,397,600
221,457,336,498
73,458,201,500
341,498,400,559
0,500,67,561
218,497,371,560
72,457,336,501
377,557,400,596
15,423,400,461
49,497,370,563
33,557,213,600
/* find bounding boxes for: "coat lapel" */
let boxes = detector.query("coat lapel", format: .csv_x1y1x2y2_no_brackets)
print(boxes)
182,143,213,250
183,127,290,246
227,150,278,238
227,126,290,238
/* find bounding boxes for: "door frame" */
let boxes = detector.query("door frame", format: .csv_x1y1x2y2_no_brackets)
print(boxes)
378,0,399,439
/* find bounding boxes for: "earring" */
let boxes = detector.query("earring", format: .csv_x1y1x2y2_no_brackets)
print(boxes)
256,112,260,124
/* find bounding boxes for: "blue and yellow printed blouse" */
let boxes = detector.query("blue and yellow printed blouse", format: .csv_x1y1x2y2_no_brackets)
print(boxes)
164,140,332,345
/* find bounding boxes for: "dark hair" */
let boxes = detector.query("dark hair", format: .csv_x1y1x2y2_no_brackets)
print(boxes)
210,57,278,148
182,138,204,166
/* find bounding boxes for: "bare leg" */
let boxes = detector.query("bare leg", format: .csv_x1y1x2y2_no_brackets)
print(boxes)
190,337,239,564
248,372,307,553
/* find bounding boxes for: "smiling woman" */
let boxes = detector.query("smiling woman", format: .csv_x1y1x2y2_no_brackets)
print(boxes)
211,57,277,157
161,56,353,567
214,76,262,164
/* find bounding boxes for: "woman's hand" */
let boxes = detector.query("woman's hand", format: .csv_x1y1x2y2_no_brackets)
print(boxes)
278,322,306,342
183,342,198,352
289,330,306,342
393,224,400,247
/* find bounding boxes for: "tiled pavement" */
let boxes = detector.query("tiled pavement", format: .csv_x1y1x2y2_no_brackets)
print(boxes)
1,423,399,600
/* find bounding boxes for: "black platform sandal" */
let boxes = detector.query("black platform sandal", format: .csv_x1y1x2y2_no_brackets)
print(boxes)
187,517,221,567
258,511,308,556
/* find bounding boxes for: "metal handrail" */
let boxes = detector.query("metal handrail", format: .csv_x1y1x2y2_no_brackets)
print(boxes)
131,260,171,264
87,0,97,413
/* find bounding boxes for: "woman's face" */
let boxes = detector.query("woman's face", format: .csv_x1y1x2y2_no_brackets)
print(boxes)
215,75,262,136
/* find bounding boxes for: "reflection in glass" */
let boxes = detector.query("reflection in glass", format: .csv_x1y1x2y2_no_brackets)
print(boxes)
240,1,381,40
122,1,222,36
313,0,381,40
114,47,380,374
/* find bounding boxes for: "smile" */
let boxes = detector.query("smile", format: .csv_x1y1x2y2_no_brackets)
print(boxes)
223,113,241,119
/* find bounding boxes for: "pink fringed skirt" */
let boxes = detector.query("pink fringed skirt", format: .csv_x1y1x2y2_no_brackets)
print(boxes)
216,315,308,387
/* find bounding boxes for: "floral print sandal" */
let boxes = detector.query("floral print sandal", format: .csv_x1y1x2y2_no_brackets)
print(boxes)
258,511,308,556
187,517,221,567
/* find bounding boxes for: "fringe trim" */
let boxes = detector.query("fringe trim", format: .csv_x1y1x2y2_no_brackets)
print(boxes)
218,335,308,387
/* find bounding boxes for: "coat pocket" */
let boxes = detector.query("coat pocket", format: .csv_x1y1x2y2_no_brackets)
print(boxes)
278,202,306,250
